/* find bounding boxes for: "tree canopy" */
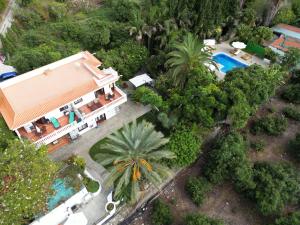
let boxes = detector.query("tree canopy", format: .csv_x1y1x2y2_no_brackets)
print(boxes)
0,140,58,225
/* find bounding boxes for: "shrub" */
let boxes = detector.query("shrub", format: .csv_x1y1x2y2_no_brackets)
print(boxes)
185,214,224,225
264,47,278,63
250,140,266,152
288,133,300,162
185,177,212,206
273,7,297,25
273,211,300,225
133,86,164,109
283,106,300,121
204,132,254,190
167,127,201,167
151,199,173,225
83,177,99,193
251,162,300,215
68,155,86,171
96,41,149,80
251,115,288,136
282,48,300,70
282,84,300,104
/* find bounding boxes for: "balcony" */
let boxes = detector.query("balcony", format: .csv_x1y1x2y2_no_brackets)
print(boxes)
18,114,77,143
78,87,124,116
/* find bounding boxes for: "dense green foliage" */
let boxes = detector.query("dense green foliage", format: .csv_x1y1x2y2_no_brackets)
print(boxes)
204,132,255,191
83,177,100,193
185,214,224,225
288,133,300,162
185,176,212,206
96,41,149,80
244,42,265,58
167,126,201,167
0,140,58,225
237,25,273,45
0,117,15,149
282,48,300,70
151,199,173,225
133,86,165,110
273,212,300,225
273,7,297,25
224,65,284,129
250,140,266,152
251,115,288,136
283,106,300,121
250,163,300,215
0,0,7,13
94,120,175,204
282,84,300,104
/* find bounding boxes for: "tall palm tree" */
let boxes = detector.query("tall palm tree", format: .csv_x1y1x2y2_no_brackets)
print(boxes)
165,33,212,89
95,120,175,204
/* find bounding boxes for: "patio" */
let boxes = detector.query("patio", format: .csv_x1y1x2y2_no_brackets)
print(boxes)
211,41,270,80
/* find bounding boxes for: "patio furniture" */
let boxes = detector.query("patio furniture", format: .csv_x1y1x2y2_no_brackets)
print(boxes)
87,102,93,108
229,49,241,55
50,117,60,129
69,111,75,124
241,53,252,61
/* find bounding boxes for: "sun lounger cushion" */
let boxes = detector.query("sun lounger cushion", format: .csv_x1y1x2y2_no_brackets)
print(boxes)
69,111,75,124
50,117,60,129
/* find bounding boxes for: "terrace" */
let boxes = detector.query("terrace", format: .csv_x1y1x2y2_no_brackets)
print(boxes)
17,87,125,145
79,87,122,116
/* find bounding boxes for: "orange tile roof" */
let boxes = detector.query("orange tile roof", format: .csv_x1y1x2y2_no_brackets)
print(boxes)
0,51,115,130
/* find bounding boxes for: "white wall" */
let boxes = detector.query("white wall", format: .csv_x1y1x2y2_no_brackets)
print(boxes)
44,108,66,120
73,91,96,108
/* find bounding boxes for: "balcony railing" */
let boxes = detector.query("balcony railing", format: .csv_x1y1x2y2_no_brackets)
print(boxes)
34,86,127,147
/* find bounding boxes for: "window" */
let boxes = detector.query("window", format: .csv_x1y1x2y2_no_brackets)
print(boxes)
74,98,83,105
59,105,68,112
78,123,88,132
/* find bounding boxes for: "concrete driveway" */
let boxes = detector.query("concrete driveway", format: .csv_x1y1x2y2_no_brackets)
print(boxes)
50,100,151,181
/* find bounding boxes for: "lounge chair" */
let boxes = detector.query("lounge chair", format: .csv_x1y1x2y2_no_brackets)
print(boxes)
50,117,60,129
69,111,75,124
229,49,241,55
241,53,252,61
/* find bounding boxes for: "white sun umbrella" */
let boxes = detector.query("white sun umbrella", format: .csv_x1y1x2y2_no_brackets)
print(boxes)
231,41,247,49
64,212,88,225
203,39,216,46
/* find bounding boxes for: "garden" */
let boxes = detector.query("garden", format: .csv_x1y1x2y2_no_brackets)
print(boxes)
1,0,300,225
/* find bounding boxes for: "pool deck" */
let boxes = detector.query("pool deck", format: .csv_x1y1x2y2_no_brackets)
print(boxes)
212,41,270,80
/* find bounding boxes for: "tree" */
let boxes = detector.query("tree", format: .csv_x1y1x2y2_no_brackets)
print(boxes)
94,120,175,204
185,213,225,225
281,84,300,104
167,126,202,167
96,41,149,80
251,115,288,136
133,86,165,110
251,163,300,215
273,7,297,25
0,140,58,225
273,212,300,225
185,176,212,206
151,199,173,225
282,48,300,70
204,132,255,191
288,133,300,162
0,117,15,149
165,33,212,89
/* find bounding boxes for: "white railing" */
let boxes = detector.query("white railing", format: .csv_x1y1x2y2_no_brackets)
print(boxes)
34,87,127,147
83,87,127,119
35,121,77,147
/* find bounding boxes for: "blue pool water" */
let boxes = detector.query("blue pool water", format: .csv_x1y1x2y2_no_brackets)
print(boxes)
47,178,75,210
213,53,248,73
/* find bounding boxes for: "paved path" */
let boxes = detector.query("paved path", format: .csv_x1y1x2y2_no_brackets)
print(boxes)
0,0,15,36
50,100,151,181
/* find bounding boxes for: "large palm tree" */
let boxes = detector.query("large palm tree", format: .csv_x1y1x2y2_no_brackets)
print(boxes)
95,120,175,204
165,33,212,89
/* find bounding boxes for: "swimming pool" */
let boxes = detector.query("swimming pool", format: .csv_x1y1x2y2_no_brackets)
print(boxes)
47,178,76,210
213,53,248,73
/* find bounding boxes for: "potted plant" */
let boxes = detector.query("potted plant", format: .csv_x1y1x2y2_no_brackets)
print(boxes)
105,202,115,213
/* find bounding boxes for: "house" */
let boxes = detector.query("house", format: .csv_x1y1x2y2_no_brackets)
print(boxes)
0,51,127,151
269,23,300,55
